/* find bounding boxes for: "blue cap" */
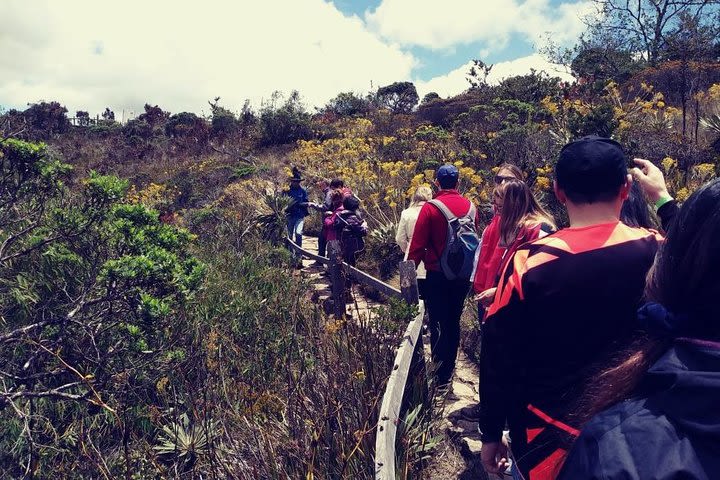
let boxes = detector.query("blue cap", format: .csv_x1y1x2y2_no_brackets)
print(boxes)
436,164,459,188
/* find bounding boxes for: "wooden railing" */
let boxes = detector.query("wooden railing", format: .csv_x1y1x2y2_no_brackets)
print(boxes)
285,237,427,479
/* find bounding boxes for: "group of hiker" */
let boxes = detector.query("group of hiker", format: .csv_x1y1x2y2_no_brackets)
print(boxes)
283,169,367,270
283,136,720,478
393,137,720,479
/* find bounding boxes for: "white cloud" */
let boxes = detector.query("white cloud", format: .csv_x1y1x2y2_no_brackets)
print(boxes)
416,53,573,99
366,0,593,51
0,0,417,117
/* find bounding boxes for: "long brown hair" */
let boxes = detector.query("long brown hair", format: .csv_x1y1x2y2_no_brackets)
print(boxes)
496,179,555,246
570,178,720,429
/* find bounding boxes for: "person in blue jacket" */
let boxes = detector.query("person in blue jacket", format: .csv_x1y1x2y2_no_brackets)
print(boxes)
558,176,720,480
283,167,309,267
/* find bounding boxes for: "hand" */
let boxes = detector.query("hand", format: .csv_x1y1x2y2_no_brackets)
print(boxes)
631,158,670,203
481,440,510,475
477,288,497,307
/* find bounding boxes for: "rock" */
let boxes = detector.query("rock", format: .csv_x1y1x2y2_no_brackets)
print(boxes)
459,437,483,457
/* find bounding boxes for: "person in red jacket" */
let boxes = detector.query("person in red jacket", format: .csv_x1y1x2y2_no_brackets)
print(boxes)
408,164,480,388
473,163,524,299
475,179,556,309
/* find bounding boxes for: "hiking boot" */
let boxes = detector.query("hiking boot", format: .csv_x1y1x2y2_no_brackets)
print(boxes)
451,403,481,422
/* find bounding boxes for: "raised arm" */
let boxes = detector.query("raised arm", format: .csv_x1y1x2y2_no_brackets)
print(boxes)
631,158,678,232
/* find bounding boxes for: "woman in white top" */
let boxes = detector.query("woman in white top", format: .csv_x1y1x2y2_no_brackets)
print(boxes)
395,185,433,292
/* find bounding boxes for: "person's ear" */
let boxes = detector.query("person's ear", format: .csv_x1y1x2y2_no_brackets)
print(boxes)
619,174,632,201
553,180,567,205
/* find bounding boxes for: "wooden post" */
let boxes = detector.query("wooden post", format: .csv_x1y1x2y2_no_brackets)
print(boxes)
327,240,345,318
399,261,419,305
398,260,429,416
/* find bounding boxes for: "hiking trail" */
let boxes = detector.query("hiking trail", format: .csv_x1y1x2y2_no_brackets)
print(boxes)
296,236,487,479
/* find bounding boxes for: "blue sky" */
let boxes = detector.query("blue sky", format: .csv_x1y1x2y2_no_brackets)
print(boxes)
0,0,591,116
332,0,579,80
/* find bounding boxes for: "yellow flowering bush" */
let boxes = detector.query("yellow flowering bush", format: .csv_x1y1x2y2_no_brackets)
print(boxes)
289,117,486,226
127,182,179,211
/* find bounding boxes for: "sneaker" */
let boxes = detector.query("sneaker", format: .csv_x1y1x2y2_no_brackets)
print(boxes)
451,403,481,422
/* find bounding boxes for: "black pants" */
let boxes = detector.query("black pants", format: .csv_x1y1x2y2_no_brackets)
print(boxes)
318,230,327,258
424,270,470,387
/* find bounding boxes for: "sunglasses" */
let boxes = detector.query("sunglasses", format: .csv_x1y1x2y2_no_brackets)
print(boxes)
494,175,515,185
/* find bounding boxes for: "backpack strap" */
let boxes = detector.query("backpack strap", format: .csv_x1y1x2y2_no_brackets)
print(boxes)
429,199,475,222
428,199,457,222
466,203,476,222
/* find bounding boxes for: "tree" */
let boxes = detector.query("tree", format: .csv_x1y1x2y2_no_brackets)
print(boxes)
0,138,203,475
570,46,641,91
137,103,168,126
75,110,90,127
323,92,371,116
466,59,494,91
375,81,419,114
586,0,720,66
496,70,563,104
165,112,208,139
415,90,491,127
259,91,313,146
663,12,720,138
421,92,441,104
101,107,115,122
207,97,238,141
165,112,210,152
23,101,70,139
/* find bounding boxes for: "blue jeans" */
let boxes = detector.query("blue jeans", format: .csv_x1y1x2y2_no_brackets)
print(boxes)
510,461,524,480
287,216,304,260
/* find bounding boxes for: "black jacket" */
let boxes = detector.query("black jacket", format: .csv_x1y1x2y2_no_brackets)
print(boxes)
658,199,679,233
559,339,720,480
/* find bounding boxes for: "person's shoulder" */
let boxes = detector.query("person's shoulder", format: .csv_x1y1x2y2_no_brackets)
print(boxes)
578,397,650,442
522,229,563,248
560,399,653,479
616,224,664,256
568,396,695,478
523,219,556,234
618,222,663,240
419,200,438,214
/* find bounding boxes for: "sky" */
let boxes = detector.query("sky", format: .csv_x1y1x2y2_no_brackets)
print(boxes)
0,0,595,119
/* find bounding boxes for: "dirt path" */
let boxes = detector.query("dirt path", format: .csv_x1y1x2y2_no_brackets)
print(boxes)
425,349,488,479
297,236,382,319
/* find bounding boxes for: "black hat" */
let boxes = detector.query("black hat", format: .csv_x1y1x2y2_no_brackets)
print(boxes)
289,166,303,182
556,136,628,197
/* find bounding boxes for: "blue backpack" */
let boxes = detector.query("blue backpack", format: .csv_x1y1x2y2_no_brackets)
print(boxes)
428,199,480,281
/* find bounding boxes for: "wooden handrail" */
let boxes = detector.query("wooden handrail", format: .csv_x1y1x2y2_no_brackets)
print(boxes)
374,302,424,479
345,264,401,299
375,260,423,479
284,237,331,265
285,237,401,298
